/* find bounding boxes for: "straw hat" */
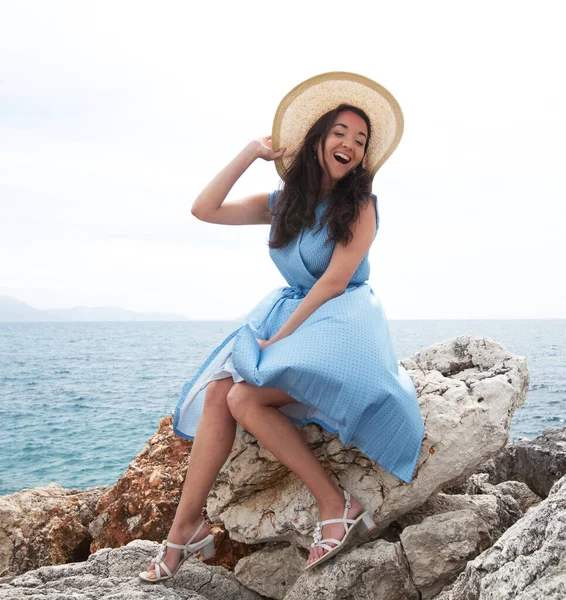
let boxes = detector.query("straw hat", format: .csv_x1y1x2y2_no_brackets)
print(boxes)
272,71,404,181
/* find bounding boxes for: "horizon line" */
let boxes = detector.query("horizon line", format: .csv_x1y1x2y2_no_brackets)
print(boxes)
1,317,565,323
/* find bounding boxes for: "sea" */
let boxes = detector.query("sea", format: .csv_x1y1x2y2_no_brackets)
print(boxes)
1,320,564,497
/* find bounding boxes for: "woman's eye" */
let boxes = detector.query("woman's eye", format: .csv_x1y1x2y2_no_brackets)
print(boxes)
356,140,364,146
335,132,344,136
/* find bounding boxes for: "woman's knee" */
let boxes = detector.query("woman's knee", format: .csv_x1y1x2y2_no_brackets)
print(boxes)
226,382,253,421
203,378,232,410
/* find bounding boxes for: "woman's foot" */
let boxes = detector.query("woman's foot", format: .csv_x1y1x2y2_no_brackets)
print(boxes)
305,491,363,568
142,518,212,580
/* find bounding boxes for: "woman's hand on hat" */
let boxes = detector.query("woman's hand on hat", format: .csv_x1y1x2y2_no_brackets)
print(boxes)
252,136,286,162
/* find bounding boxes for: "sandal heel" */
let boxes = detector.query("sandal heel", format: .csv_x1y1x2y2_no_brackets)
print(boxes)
358,512,376,535
199,539,216,559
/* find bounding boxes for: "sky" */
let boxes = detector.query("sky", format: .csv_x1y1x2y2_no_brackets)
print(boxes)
0,0,564,320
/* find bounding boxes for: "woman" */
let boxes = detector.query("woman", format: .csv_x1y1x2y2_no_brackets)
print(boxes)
140,72,425,581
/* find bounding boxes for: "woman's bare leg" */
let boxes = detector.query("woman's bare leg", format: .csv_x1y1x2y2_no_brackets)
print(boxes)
226,383,363,566
144,376,236,578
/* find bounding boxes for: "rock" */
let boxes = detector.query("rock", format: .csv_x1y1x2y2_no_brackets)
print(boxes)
470,426,566,498
0,539,263,599
207,335,529,547
0,482,108,578
400,475,541,543
400,509,491,599
433,473,566,599
284,538,419,600
89,415,250,570
494,480,542,513
447,440,517,488
234,544,306,599
402,477,540,537
397,492,504,540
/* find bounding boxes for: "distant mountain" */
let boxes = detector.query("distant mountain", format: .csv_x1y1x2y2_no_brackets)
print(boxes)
0,296,189,322
0,296,41,321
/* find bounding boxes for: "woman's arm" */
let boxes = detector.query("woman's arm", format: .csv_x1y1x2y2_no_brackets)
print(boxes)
262,196,377,349
263,279,343,348
191,137,285,226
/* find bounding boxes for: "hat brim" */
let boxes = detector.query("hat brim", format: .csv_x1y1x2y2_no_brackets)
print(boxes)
272,71,404,182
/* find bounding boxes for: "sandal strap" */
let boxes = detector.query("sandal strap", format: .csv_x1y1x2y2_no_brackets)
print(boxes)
314,541,338,552
164,540,186,550
187,518,206,545
160,561,172,577
154,560,172,580
315,537,342,547
319,517,356,527
161,519,207,552
182,533,214,560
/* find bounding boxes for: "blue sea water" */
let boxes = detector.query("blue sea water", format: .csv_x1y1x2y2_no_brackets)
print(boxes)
1,320,564,496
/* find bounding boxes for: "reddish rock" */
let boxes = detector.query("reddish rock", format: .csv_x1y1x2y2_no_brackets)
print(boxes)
89,415,251,570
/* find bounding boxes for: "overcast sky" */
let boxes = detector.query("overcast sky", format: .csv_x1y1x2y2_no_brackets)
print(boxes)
1,1,564,319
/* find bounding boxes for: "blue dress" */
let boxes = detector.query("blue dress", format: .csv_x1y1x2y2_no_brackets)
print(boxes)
173,190,424,483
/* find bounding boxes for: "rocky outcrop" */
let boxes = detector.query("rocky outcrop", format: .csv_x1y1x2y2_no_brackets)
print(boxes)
89,415,250,570
0,539,263,599
0,471,558,599
460,426,566,498
207,335,530,547
434,473,566,599
0,483,108,578
5,334,557,600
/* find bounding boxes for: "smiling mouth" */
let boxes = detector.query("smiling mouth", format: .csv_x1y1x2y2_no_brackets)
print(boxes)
333,152,351,165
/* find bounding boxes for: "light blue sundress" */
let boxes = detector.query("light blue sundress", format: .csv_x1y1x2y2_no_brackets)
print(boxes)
173,190,425,483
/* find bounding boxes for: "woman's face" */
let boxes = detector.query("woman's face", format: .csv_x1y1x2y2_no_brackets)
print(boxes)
316,110,368,188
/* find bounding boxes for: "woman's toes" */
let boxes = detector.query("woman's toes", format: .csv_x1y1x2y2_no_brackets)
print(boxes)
142,566,157,580
310,547,323,563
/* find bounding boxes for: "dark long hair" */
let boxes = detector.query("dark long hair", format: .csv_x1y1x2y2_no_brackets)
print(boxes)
269,104,372,249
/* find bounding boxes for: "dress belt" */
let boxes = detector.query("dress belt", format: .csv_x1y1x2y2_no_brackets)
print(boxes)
280,282,364,299
280,286,308,300
256,282,365,332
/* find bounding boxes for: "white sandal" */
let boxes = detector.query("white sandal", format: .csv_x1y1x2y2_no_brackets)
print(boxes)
304,489,376,571
138,519,216,582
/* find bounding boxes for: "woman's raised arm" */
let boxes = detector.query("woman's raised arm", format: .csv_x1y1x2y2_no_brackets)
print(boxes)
191,137,285,226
